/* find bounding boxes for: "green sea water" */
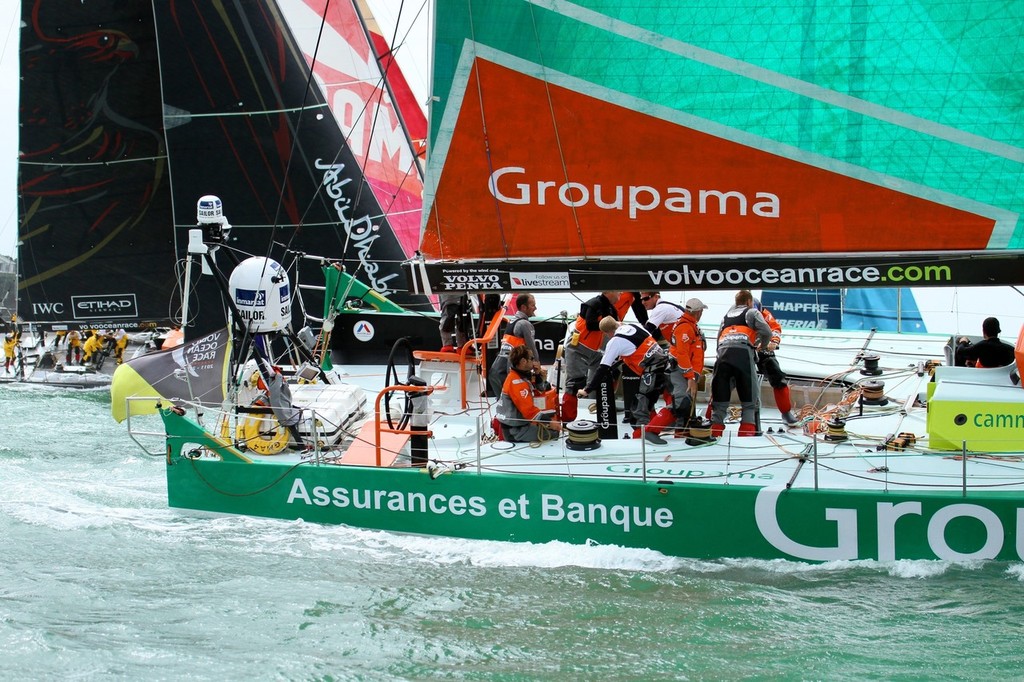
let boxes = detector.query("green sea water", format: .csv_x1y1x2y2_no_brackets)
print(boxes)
2,383,1023,680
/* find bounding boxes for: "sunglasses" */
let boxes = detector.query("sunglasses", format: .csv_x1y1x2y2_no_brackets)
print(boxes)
641,295,656,302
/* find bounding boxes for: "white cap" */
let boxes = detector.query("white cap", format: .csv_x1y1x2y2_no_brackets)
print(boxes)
685,297,708,312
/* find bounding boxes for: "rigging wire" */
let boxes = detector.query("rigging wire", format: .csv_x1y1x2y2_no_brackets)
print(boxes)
261,0,333,270
463,0,513,260
350,0,426,214
526,2,589,259
257,0,428,305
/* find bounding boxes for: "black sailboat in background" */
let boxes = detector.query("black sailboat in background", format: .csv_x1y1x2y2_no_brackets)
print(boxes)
18,0,176,334
13,0,175,384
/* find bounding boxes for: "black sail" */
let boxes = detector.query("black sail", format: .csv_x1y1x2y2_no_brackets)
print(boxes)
152,0,423,338
17,0,176,331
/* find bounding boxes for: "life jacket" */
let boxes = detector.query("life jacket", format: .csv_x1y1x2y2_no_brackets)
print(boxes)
615,324,669,375
718,308,758,347
496,370,542,425
670,313,706,377
498,316,530,356
572,295,617,351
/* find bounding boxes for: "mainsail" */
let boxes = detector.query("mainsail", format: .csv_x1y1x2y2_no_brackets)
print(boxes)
17,0,177,331
281,0,427,263
151,0,430,341
415,0,1024,294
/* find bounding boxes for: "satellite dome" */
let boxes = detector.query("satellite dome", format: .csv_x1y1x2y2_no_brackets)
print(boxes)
227,257,291,333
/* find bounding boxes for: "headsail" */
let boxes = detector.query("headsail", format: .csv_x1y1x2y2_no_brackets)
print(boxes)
416,1,1024,294
282,0,427,261
17,0,176,330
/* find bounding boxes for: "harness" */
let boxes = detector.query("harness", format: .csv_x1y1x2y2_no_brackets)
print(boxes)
617,324,670,375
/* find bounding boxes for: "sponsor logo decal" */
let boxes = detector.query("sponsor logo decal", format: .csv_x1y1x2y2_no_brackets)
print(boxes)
510,272,571,289
489,166,780,220
316,158,399,296
648,263,953,288
234,288,266,307
71,294,138,319
286,480,673,534
438,268,508,291
353,320,375,342
32,302,65,316
755,487,1018,561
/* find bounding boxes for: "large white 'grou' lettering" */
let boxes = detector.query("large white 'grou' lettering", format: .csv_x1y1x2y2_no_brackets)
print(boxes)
755,487,858,561
761,489,1013,561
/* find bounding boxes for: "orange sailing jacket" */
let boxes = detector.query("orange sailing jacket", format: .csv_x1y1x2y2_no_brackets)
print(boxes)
761,307,783,346
496,369,546,425
670,312,706,380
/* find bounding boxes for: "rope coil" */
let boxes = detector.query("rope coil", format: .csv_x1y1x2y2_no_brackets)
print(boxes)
860,380,889,406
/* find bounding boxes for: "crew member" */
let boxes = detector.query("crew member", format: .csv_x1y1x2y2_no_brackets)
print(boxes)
561,291,647,421
955,317,1016,368
754,300,799,425
3,331,17,373
668,298,708,433
710,290,772,437
65,329,83,365
496,345,561,443
576,317,671,445
82,330,103,367
639,291,685,347
114,329,130,364
438,293,472,351
489,293,539,397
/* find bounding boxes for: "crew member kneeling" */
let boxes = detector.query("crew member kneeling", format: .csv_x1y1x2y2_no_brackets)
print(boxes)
497,345,562,443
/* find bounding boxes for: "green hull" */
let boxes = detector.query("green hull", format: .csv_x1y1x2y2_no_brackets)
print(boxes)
164,412,1024,562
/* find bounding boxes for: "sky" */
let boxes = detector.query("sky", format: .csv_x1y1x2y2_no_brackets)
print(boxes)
0,1,429,260
0,4,16,259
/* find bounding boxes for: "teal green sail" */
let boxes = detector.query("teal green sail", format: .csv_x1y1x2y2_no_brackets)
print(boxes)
419,0,1024,291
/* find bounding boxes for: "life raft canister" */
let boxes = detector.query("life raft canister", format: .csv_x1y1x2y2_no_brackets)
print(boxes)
237,415,289,455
